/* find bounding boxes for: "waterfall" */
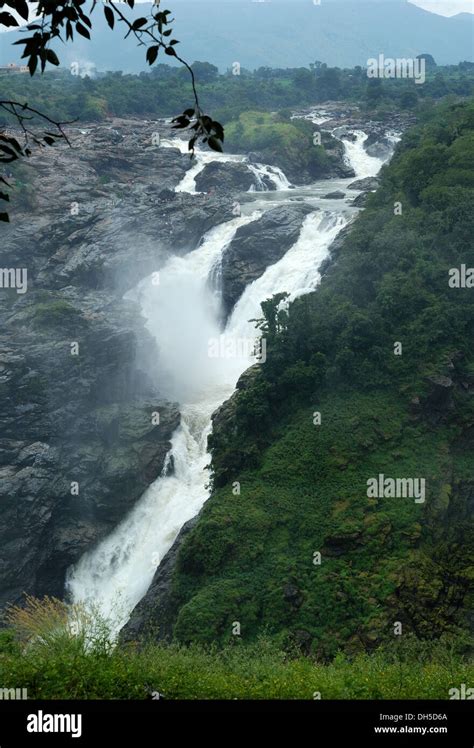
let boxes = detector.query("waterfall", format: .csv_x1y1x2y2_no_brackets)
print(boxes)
247,163,292,192
227,211,348,340
160,137,247,194
66,207,347,636
342,130,384,178
161,138,291,194
67,123,390,636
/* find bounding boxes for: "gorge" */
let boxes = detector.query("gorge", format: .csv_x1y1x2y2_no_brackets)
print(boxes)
60,113,397,637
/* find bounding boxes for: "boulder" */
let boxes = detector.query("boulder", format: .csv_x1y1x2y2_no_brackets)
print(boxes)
220,204,314,315
322,190,346,199
195,161,258,193
348,177,380,191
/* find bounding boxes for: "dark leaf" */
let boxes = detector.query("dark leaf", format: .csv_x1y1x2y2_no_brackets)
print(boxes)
0,12,18,27
172,116,190,129
132,17,148,31
183,108,195,118
16,0,29,21
64,7,78,21
46,49,60,66
208,136,223,153
165,46,176,57
104,6,115,29
0,213,10,223
146,45,159,65
43,136,56,146
211,121,225,140
0,136,22,154
76,22,90,40
200,116,213,132
0,192,10,202
28,55,38,76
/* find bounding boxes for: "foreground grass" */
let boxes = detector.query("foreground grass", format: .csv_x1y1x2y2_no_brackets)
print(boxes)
0,631,471,700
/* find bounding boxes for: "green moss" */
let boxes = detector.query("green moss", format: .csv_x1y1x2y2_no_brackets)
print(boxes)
32,300,82,328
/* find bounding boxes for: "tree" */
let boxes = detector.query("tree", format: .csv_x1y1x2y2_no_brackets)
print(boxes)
417,53,437,70
0,0,224,221
191,61,219,83
400,90,418,110
292,68,315,93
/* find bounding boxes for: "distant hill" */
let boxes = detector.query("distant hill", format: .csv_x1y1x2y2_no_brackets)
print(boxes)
1,0,473,72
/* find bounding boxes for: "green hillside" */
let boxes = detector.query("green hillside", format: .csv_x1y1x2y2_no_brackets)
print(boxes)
160,101,474,658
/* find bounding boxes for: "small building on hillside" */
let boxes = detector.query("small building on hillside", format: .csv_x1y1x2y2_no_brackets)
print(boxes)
0,63,29,75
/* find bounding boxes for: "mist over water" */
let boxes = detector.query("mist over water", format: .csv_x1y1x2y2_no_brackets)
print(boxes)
67,128,390,636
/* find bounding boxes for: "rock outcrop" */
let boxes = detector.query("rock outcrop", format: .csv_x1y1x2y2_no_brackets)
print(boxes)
195,161,259,193
220,204,314,316
348,177,380,191
0,119,234,609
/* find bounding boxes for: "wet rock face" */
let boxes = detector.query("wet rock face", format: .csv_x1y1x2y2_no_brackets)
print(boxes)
194,161,259,193
348,177,380,191
120,515,199,645
322,190,346,199
219,204,314,316
350,192,370,207
0,285,181,607
3,129,235,295
0,119,236,610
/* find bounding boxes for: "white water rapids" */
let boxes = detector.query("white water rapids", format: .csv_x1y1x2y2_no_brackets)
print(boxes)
66,123,393,636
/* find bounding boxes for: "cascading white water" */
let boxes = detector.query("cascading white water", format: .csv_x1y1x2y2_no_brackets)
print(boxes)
67,122,396,636
161,137,291,194
67,207,347,636
227,211,347,341
161,137,247,194
247,163,292,192
342,130,384,178
66,213,260,633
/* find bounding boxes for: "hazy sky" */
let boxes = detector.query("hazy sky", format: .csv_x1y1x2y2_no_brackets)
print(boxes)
134,0,474,15
1,0,472,30
409,0,474,15
137,0,474,16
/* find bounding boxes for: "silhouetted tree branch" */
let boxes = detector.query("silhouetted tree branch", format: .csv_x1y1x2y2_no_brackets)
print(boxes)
0,0,224,222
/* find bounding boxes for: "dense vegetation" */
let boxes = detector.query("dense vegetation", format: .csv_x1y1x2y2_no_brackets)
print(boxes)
0,61,473,125
224,110,345,182
140,100,474,660
0,602,471,699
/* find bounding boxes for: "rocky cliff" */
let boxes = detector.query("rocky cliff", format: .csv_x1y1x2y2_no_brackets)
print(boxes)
0,118,236,608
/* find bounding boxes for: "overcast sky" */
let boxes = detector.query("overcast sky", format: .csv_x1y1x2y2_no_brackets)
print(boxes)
409,0,473,15
136,0,474,17
134,0,474,16
1,0,472,30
